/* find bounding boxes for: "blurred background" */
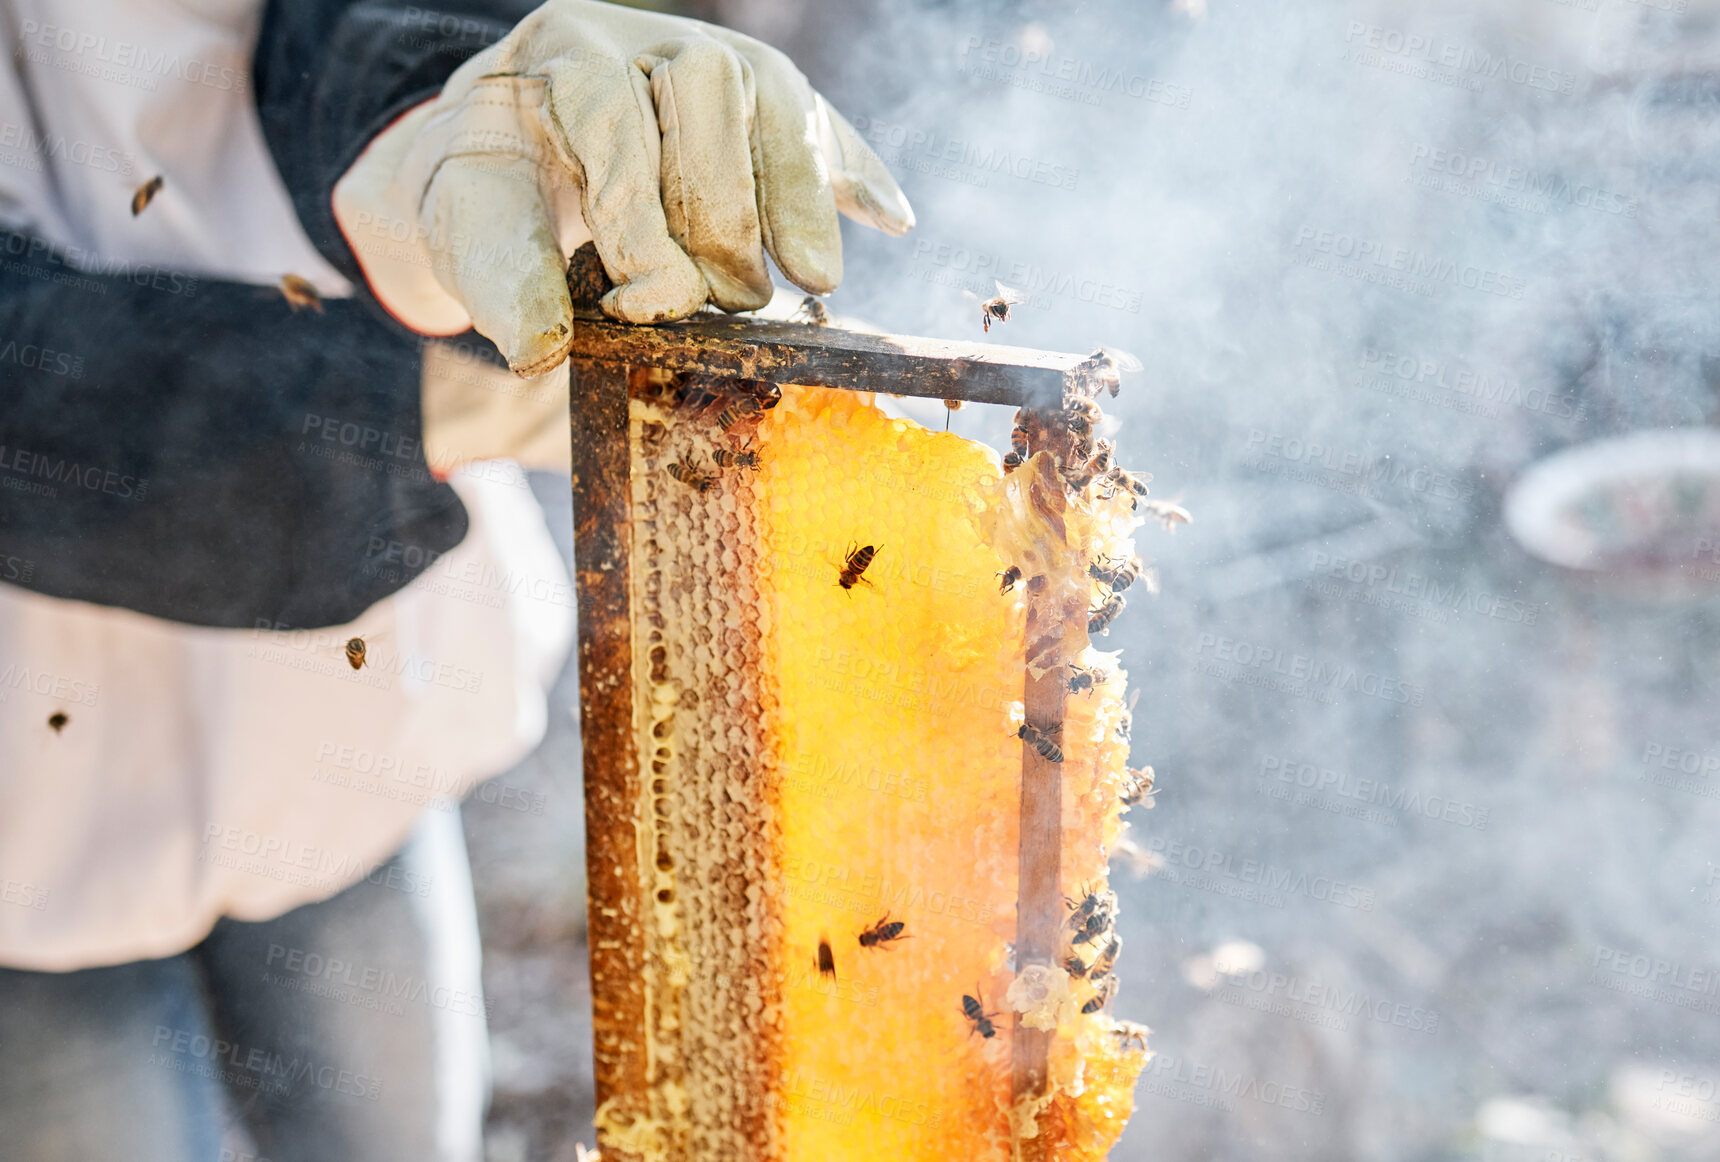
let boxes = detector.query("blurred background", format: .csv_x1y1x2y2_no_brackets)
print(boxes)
468,0,1720,1158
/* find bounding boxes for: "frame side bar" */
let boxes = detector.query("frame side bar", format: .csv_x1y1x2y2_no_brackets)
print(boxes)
569,359,651,1160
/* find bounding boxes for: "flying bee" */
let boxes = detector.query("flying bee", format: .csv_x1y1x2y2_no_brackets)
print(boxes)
1090,935,1120,980
279,273,324,313
1062,953,1089,978
1066,664,1110,696
1115,1024,1151,1053
710,445,759,470
344,636,370,670
997,565,1023,594
816,937,837,981
667,455,716,493
131,174,163,216
965,281,1026,333
858,914,909,949
1081,975,1117,1014
794,295,830,325
1117,687,1140,743
1141,499,1193,530
838,542,879,590
1105,467,1152,509
1089,553,1142,594
1120,765,1156,809
1070,347,1142,398
961,991,999,1039
1088,592,1125,635
1018,721,1065,764
47,711,68,734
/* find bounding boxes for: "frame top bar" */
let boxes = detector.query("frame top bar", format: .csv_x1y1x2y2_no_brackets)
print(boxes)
564,312,1083,409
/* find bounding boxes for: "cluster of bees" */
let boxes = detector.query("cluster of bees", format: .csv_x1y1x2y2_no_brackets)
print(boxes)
653,374,780,493
1063,883,1121,1014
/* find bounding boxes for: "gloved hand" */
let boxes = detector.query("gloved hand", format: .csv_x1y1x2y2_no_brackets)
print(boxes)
333,0,915,377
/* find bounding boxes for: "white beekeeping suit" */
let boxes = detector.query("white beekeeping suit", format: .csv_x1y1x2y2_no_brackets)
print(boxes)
0,0,575,972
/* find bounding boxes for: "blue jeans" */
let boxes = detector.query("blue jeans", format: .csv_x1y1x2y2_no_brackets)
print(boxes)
0,808,488,1162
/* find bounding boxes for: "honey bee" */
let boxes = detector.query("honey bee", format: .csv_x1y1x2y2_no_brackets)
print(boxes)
967,281,1027,333
1002,451,1022,474
667,456,716,493
1105,467,1152,509
997,565,1022,594
1117,688,1140,742
961,991,999,1039
1070,347,1142,398
1090,935,1120,980
1010,422,1030,461
1089,554,1142,593
1121,765,1156,808
1141,499,1193,529
344,636,369,670
1081,975,1116,1014
716,397,763,433
280,274,324,313
1088,592,1125,635
794,295,830,325
1114,1023,1151,1053
838,542,879,590
47,711,68,734
1066,440,1114,490
1062,953,1089,978
130,174,163,216
710,446,759,470
1067,883,1113,927
858,914,909,949
1072,908,1111,947
816,937,837,981
1066,664,1109,696
1017,721,1065,764
942,399,963,431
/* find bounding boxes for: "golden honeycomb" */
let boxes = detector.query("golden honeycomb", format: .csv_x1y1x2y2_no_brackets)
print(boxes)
605,374,1153,1161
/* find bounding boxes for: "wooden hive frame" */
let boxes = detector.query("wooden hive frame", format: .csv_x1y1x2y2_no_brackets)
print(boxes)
564,290,1093,1160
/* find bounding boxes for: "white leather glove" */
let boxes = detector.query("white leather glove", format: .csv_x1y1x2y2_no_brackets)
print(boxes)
333,0,915,377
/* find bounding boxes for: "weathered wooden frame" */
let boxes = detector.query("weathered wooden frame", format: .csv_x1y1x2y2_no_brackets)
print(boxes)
566,310,1086,1159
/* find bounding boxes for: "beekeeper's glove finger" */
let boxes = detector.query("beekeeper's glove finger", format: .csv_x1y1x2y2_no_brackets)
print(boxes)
332,0,914,377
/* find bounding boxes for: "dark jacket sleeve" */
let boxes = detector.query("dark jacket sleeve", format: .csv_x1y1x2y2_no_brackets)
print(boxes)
0,0,533,630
